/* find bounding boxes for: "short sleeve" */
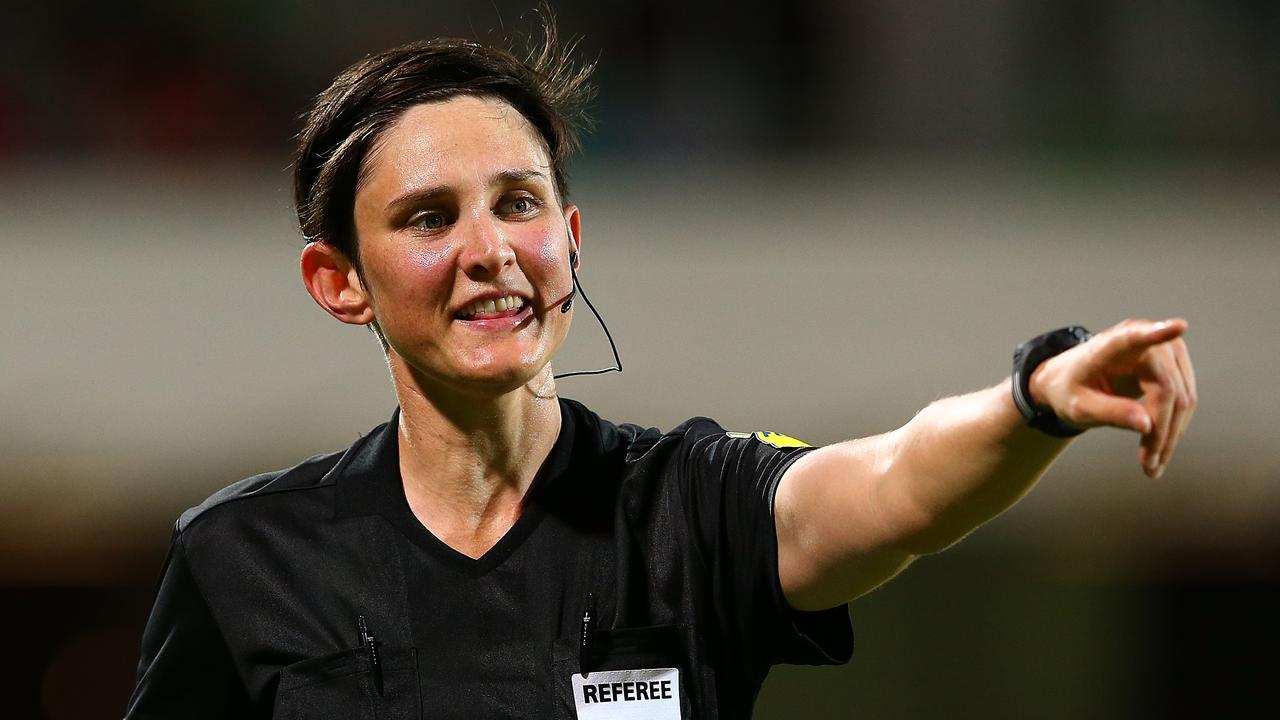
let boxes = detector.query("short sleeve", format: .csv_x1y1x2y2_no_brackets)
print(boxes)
126,528,253,719
677,423,854,673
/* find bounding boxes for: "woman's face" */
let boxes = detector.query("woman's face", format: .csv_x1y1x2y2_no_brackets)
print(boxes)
350,95,580,397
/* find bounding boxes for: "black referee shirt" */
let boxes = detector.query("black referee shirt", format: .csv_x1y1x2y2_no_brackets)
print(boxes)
126,398,852,719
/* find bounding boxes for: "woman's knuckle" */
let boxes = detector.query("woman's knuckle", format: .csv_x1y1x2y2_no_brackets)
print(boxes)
1065,395,1087,423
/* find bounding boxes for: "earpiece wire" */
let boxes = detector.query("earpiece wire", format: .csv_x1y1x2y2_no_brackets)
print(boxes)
553,261,623,379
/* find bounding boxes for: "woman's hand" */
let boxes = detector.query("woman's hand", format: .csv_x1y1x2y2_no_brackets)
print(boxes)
1029,318,1197,478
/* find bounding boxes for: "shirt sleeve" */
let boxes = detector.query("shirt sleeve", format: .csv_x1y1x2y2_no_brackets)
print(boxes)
676,423,854,672
126,527,253,719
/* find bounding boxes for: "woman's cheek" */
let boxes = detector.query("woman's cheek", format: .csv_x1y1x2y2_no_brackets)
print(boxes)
531,235,571,286
378,243,455,299
405,240,455,278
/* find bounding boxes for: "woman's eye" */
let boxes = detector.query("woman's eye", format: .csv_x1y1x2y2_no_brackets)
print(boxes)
501,196,539,215
409,212,448,230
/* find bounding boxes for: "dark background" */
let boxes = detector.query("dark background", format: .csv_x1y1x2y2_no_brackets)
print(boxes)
2,1,1277,718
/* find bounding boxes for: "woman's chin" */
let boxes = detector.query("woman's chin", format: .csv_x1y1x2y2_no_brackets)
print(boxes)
420,362,552,398
458,368,544,394
385,343,558,399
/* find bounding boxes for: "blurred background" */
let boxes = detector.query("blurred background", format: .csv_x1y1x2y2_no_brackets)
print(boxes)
2,1,1277,717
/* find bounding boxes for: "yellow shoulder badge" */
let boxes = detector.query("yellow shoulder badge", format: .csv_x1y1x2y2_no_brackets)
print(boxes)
725,430,811,448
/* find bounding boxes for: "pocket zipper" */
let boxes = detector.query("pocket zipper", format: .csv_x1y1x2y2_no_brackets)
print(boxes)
357,615,384,696
579,592,597,678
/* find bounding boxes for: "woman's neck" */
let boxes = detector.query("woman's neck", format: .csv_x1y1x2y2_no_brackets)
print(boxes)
389,358,563,558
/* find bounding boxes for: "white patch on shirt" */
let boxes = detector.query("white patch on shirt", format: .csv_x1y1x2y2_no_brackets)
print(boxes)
571,667,681,719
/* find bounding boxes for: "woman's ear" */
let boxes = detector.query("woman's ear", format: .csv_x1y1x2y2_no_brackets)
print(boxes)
300,242,375,325
564,204,582,270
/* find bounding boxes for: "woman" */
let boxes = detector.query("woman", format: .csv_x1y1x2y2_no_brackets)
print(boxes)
127,27,1196,720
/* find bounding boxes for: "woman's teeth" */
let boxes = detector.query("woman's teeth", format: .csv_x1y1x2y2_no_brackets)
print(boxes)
460,295,525,318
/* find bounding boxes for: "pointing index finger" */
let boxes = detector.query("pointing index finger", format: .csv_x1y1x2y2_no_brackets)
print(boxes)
1103,318,1188,359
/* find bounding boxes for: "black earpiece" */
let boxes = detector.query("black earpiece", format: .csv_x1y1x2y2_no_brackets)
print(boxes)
562,232,578,313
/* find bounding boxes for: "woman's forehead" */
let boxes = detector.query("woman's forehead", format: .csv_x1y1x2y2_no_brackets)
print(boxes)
363,96,553,194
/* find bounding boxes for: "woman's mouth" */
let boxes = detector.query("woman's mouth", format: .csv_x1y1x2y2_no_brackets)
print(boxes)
456,295,527,320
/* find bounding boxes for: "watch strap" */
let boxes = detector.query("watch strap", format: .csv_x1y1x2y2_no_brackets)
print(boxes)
1011,326,1093,438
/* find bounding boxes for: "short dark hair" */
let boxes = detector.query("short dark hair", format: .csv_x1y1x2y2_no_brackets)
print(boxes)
293,21,594,265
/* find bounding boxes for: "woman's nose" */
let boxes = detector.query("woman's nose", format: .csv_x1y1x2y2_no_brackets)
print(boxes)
459,213,515,279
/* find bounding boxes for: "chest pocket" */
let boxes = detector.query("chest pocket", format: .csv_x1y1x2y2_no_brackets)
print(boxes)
552,625,693,719
274,646,421,720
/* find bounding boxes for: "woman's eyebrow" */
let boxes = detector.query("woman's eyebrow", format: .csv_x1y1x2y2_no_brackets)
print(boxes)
489,168,550,186
384,168,550,214
384,185,450,214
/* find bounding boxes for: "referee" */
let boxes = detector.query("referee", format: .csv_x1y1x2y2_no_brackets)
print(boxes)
126,25,1196,720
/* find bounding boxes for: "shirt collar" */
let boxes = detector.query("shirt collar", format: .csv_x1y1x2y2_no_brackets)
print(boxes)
328,400,587,520
329,407,402,520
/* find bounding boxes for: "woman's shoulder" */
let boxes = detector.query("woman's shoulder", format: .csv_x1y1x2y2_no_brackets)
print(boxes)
175,434,370,538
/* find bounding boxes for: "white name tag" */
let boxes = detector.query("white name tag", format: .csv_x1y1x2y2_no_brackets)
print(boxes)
571,667,681,720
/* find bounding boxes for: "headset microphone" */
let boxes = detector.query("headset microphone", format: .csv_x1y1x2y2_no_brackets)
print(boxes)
553,232,623,379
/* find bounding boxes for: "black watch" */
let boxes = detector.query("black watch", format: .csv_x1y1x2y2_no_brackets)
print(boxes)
1011,326,1094,438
